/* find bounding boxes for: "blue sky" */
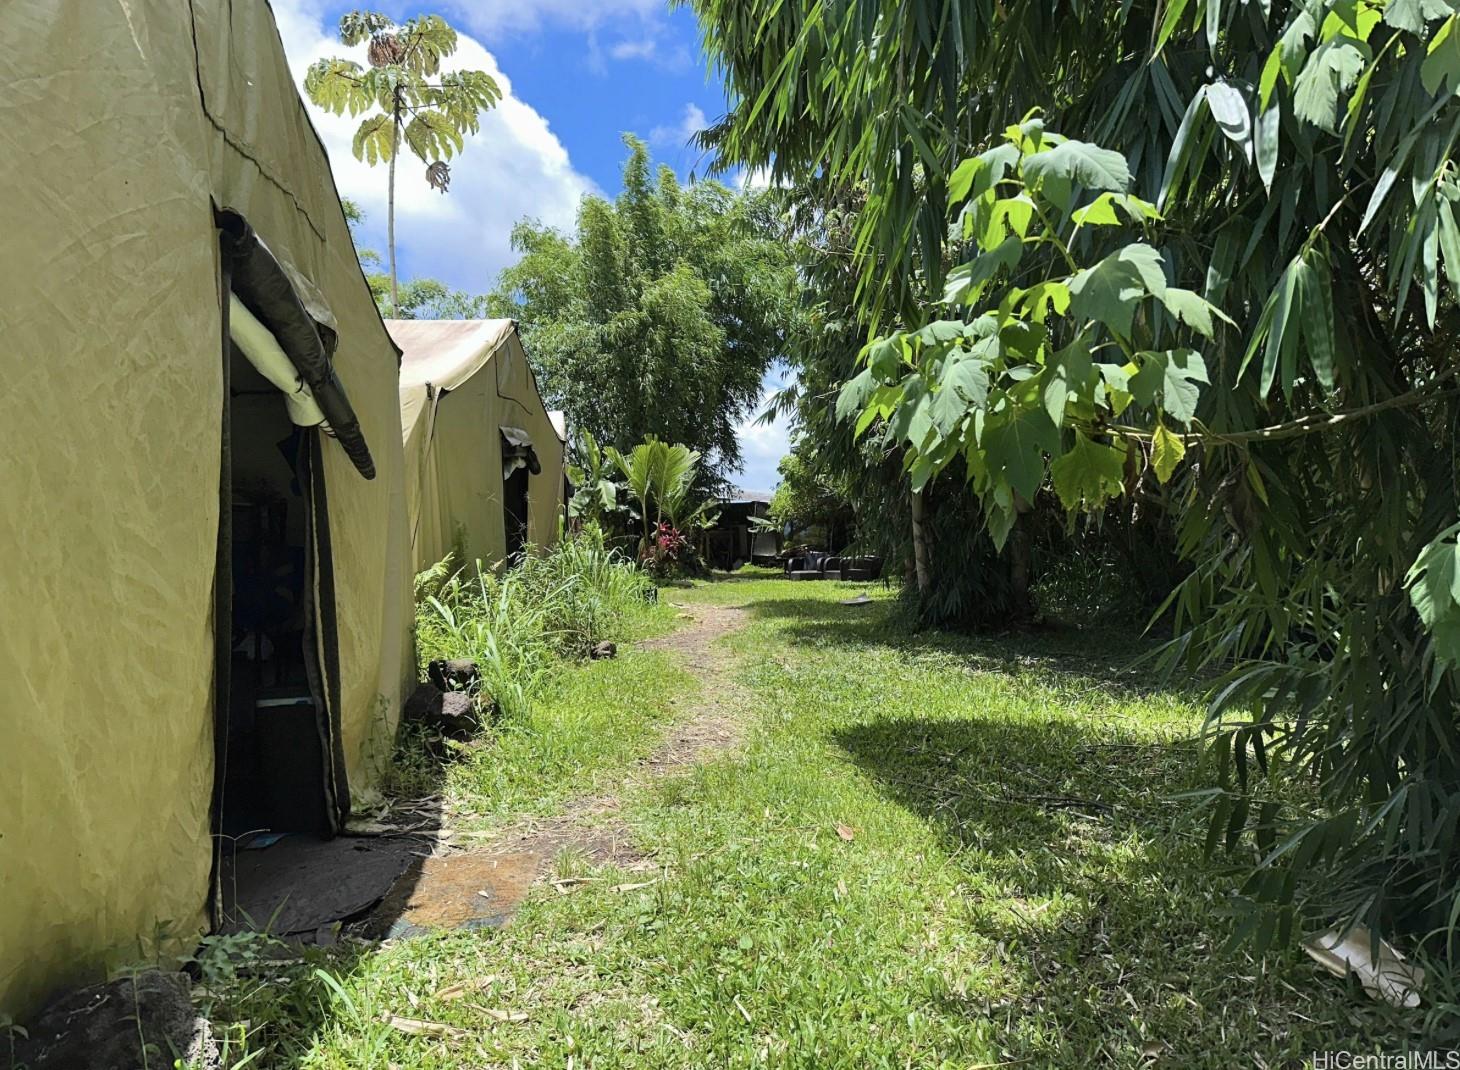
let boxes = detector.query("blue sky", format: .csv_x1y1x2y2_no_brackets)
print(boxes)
273,0,790,491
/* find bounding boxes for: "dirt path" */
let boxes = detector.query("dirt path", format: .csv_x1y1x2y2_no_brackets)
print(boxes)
369,601,750,934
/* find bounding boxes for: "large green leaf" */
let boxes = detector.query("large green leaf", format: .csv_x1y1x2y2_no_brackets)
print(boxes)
1041,335,1094,424
836,367,876,423
931,354,991,435
1068,243,1168,338
1151,422,1187,483
1385,0,1456,35
1128,348,1210,424
1158,287,1223,338
304,57,373,116
404,110,465,162
352,114,396,164
1071,191,1160,227
1293,39,1369,132
1408,524,1460,666
1423,16,1460,95
943,235,1024,305
1050,433,1128,509
984,408,1059,501
1021,140,1134,195
948,142,1020,202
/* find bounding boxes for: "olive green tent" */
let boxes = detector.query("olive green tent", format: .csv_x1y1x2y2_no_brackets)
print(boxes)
0,0,414,1016
391,320,567,573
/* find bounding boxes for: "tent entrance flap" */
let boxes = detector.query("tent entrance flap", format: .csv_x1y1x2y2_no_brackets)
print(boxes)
216,207,376,480
500,426,541,480
228,295,326,427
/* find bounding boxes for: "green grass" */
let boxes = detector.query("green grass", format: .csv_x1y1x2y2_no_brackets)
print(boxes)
203,578,1424,1068
441,649,694,824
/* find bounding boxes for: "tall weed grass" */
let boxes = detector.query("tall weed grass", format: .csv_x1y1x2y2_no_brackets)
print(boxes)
414,525,668,720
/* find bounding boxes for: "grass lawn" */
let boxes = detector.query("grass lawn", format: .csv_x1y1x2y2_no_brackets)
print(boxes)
208,579,1419,1068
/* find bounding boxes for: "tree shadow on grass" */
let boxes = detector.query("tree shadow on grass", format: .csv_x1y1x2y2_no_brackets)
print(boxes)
741,592,1190,701
832,713,1409,1062
836,713,1203,900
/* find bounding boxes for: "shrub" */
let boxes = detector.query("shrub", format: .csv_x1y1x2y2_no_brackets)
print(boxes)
414,525,663,721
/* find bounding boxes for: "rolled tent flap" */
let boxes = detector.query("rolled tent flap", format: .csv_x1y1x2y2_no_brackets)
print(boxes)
228,294,327,426
216,207,376,479
501,426,541,479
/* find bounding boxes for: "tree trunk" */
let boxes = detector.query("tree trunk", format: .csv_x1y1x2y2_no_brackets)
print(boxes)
1008,497,1035,622
388,100,400,318
910,488,930,595
1008,515,1032,619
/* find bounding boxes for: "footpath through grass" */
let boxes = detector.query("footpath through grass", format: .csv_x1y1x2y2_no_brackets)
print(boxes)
216,578,1420,1067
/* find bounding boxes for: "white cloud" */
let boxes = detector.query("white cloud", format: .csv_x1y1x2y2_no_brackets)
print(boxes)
736,165,795,192
650,103,708,149
609,38,658,61
442,0,665,38
731,370,796,492
272,0,597,293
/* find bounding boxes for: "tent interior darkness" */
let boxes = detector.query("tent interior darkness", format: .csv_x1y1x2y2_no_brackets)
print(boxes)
217,341,332,842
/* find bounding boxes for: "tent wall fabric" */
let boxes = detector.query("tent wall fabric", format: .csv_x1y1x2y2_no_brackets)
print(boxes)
0,0,414,1017
391,320,567,574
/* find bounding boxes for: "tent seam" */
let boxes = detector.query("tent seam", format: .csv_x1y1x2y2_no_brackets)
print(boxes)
185,0,327,244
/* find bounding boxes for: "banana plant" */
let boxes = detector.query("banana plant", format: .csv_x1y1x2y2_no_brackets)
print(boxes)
566,429,619,527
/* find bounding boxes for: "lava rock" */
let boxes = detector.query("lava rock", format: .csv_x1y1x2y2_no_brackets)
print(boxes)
426,658,480,693
403,683,479,738
7,971,216,1070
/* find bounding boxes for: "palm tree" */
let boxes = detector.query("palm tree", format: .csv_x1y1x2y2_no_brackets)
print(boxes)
605,440,661,555
304,12,499,317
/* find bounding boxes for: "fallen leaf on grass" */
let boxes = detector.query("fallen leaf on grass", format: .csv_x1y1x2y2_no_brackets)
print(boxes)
433,976,500,1002
551,876,596,894
834,823,856,841
733,995,753,1024
382,1014,465,1039
611,879,659,893
480,1007,529,1023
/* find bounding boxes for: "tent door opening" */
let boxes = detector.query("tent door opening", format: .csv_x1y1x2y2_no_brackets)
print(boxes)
503,466,528,560
501,427,539,561
214,337,337,841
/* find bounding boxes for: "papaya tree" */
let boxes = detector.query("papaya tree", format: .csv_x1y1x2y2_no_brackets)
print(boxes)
305,12,499,316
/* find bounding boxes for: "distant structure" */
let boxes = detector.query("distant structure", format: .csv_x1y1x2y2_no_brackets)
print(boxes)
704,488,780,570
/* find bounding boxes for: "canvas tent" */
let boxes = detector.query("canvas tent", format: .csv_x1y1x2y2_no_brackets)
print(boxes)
391,320,567,573
0,0,415,1017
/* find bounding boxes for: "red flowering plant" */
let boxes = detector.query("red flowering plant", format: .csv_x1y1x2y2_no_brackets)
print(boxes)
641,521,691,578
